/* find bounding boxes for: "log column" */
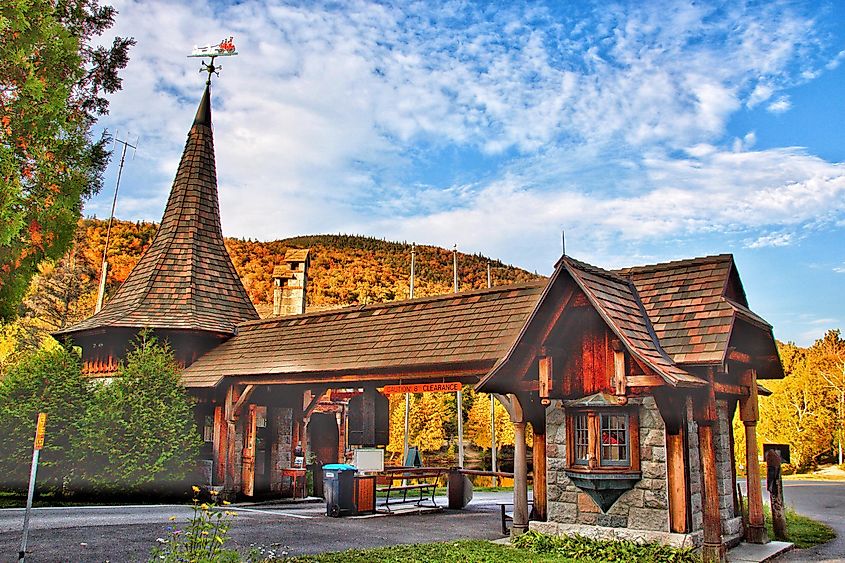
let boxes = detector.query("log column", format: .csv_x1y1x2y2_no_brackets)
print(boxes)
497,393,530,537
532,429,547,521
696,379,725,563
740,369,768,544
513,420,529,536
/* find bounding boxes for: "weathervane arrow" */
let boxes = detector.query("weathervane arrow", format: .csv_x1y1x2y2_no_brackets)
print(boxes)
188,36,238,84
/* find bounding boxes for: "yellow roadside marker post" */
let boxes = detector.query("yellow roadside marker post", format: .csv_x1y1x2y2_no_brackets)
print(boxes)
19,412,47,563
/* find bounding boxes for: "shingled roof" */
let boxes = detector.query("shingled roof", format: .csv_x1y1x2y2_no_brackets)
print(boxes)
57,85,259,336
615,254,762,365
181,282,546,388
562,257,704,386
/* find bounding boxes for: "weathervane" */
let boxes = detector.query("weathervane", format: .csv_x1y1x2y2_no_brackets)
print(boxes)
187,36,238,84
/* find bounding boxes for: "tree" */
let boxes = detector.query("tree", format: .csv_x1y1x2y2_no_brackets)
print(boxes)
408,393,449,453
465,393,515,449
0,0,134,321
736,340,837,472
811,330,845,465
0,346,93,492
82,333,201,493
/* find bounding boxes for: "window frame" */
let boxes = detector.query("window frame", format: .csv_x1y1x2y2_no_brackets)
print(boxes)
566,407,639,472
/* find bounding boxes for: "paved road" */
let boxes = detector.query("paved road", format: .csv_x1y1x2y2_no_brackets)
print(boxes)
0,492,512,562
739,480,845,562
774,480,845,562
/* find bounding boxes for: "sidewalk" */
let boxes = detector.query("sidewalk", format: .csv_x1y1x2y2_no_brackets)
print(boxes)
728,541,793,562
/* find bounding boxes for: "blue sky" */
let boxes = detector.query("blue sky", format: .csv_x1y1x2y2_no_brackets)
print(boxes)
88,0,845,345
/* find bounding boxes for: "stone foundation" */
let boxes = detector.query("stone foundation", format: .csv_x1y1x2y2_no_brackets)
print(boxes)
546,397,670,532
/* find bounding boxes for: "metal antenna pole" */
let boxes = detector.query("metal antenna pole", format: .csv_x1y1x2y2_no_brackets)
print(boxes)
453,244,458,293
95,135,137,313
409,243,416,299
562,229,566,256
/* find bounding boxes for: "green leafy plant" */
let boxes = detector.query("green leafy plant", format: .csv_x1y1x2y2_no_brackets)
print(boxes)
82,332,202,494
150,487,240,562
0,346,92,493
511,530,700,563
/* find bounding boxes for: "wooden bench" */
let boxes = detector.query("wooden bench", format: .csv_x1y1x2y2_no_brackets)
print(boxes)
376,467,445,512
499,499,534,535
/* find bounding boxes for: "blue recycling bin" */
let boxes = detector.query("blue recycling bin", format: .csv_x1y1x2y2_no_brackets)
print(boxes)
323,463,357,517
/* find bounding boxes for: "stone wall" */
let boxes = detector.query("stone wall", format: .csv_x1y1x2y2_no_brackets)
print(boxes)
270,407,294,494
546,396,670,533
686,397,703,532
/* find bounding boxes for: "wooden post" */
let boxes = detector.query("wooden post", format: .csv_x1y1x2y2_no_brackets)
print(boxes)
242,404,257,497
496,393,530,537
513,420,529,536
666,431,688,533
740,369,767,544
532,429,547,521
213,405,226,485
699,420,724,562
766,449,787,541
223,385,238,493
696,380,724,563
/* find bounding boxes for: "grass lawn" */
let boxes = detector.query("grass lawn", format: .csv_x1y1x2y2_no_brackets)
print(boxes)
286,540,583,562
768,506,836,549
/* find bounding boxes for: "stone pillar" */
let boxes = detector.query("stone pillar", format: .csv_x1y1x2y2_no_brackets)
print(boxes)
513,420,529,536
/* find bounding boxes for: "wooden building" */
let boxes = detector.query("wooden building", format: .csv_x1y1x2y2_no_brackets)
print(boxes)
60,81,782,563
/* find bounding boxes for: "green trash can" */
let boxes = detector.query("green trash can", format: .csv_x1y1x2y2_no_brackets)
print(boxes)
323,463,356,517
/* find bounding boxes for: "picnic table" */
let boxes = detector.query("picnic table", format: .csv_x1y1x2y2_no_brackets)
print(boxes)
376,466,446,512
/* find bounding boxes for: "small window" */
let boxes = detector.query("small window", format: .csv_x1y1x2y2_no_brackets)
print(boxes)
600,414,629,466
574,413,589,465
567,409,637,471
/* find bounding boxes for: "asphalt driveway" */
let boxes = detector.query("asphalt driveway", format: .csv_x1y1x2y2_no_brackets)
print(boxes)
0,492,512,562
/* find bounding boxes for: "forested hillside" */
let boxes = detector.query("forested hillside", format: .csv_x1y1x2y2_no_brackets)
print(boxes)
21,218,544,333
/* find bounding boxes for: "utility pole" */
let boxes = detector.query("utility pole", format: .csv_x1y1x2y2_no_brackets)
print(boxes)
486,264,497,483
95,134,137,312
403,243,416,464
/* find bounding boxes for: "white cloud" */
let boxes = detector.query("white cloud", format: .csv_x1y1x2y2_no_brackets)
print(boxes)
746,232,794,249
84,0,843,272
834,265,845,274
767,96,792,114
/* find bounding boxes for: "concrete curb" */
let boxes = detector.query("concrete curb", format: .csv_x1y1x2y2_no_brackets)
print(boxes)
728,541,794,562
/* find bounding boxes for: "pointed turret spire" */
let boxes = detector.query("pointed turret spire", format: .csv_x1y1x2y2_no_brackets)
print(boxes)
194,84,212,127
59,83,259,337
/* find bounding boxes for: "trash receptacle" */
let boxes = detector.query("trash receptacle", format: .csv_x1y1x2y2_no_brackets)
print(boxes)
323,463,356,517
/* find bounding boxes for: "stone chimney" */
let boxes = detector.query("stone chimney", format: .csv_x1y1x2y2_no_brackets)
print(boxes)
273,249,310,316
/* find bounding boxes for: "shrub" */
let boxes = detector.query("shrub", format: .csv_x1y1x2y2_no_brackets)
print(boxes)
82,333,202,494
512,530,700,563
0,346,92,493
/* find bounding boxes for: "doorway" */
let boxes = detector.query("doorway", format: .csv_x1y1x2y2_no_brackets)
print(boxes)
308,413,339,498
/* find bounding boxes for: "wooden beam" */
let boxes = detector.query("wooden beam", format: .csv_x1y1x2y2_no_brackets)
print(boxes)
538,355,553,399
613,350,627,397
713,381,749,397
303,387,328,418
235,367,488,386
626,375,665,387
229,384,256,422
727,348,753,364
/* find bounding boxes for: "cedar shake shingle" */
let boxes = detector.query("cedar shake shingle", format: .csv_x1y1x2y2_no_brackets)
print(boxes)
181,282,546,388
56,85,258,337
